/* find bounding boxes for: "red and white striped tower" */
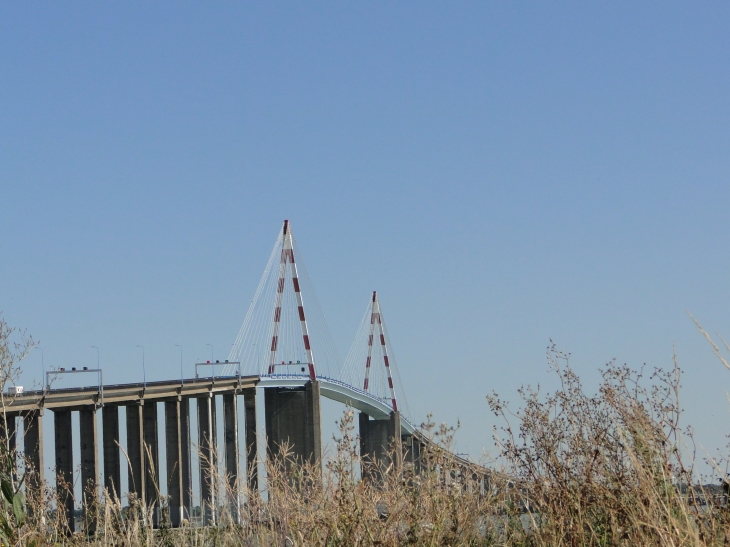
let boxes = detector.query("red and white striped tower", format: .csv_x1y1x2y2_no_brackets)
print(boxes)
363,292,377,392
363,291,398,411
267,220,317,380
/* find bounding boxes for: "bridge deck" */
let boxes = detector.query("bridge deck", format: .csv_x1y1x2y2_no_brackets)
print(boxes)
5,375,260,412
3,373,490,479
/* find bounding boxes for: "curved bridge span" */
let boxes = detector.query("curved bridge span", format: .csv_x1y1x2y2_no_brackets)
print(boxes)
260,374,417,434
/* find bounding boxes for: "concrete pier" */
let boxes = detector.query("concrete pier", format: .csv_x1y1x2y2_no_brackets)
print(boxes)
222,393,239,521
243,387,257,492
102,405,121,499
142,402,160,527
180,397,192,520
197,394,217,525
264,380,321,471
126,404,145,503
359,411,402,482
164,399,184,527
79,406,99,532
402,433,423,475
23,410,43,508
54,409,74,534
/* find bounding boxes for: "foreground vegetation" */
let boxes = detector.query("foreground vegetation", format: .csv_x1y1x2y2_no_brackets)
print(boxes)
2,314,730,546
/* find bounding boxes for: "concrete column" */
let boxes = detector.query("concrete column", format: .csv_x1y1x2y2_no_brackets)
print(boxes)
358,413,378,481
305,381,322,466
54,409,74,534
143,402,160,527
265,380,321,472
415,438,424,474
222,393,239,521
23,410,44,512
359,410,401,483
79,406,99,533
164,400,183,527
102,405,121,499
402,434,412,464
359,412,369,458
125,404,145,503
402,433,423,475
197,394,217,525
180,398,192,520
0,413,17,477
390,411,402,472
242,387,257,493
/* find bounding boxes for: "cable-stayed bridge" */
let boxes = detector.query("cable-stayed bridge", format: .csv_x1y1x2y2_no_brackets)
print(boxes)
3,220,486,533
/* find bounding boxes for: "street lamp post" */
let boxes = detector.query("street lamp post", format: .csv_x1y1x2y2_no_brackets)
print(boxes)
207,343,214,377
137,345,146,389
175,344,183,385
36,346,44,390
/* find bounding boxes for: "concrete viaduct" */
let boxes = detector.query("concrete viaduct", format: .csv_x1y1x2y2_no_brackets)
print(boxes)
0,373,443,532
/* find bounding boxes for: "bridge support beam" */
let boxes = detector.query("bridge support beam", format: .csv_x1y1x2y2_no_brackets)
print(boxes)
102,405,121,500
223,393,239,522
402,433,423,475
142,402,160,528
180,398,192,521
264,380,321,472
197,394,217,526
243,387,257,493
359,411,401,482
165,399,184,527
23,410,43,513
54,409,74,534
80,406,99,533
126,404,145,506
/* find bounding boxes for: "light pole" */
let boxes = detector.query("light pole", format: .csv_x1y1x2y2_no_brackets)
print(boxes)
91,346,99,368
36,346,44,390
175,344,183,385
207,343,214,377
137,345,146,389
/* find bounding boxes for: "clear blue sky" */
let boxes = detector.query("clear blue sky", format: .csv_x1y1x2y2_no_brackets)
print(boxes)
2,3,730,464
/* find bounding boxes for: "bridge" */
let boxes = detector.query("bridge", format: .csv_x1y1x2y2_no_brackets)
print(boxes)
1,220,486,532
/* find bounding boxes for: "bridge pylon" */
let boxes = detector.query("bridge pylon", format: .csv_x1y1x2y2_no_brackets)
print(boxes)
340,291,410,481
363,291,398,411
267,219,317,380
